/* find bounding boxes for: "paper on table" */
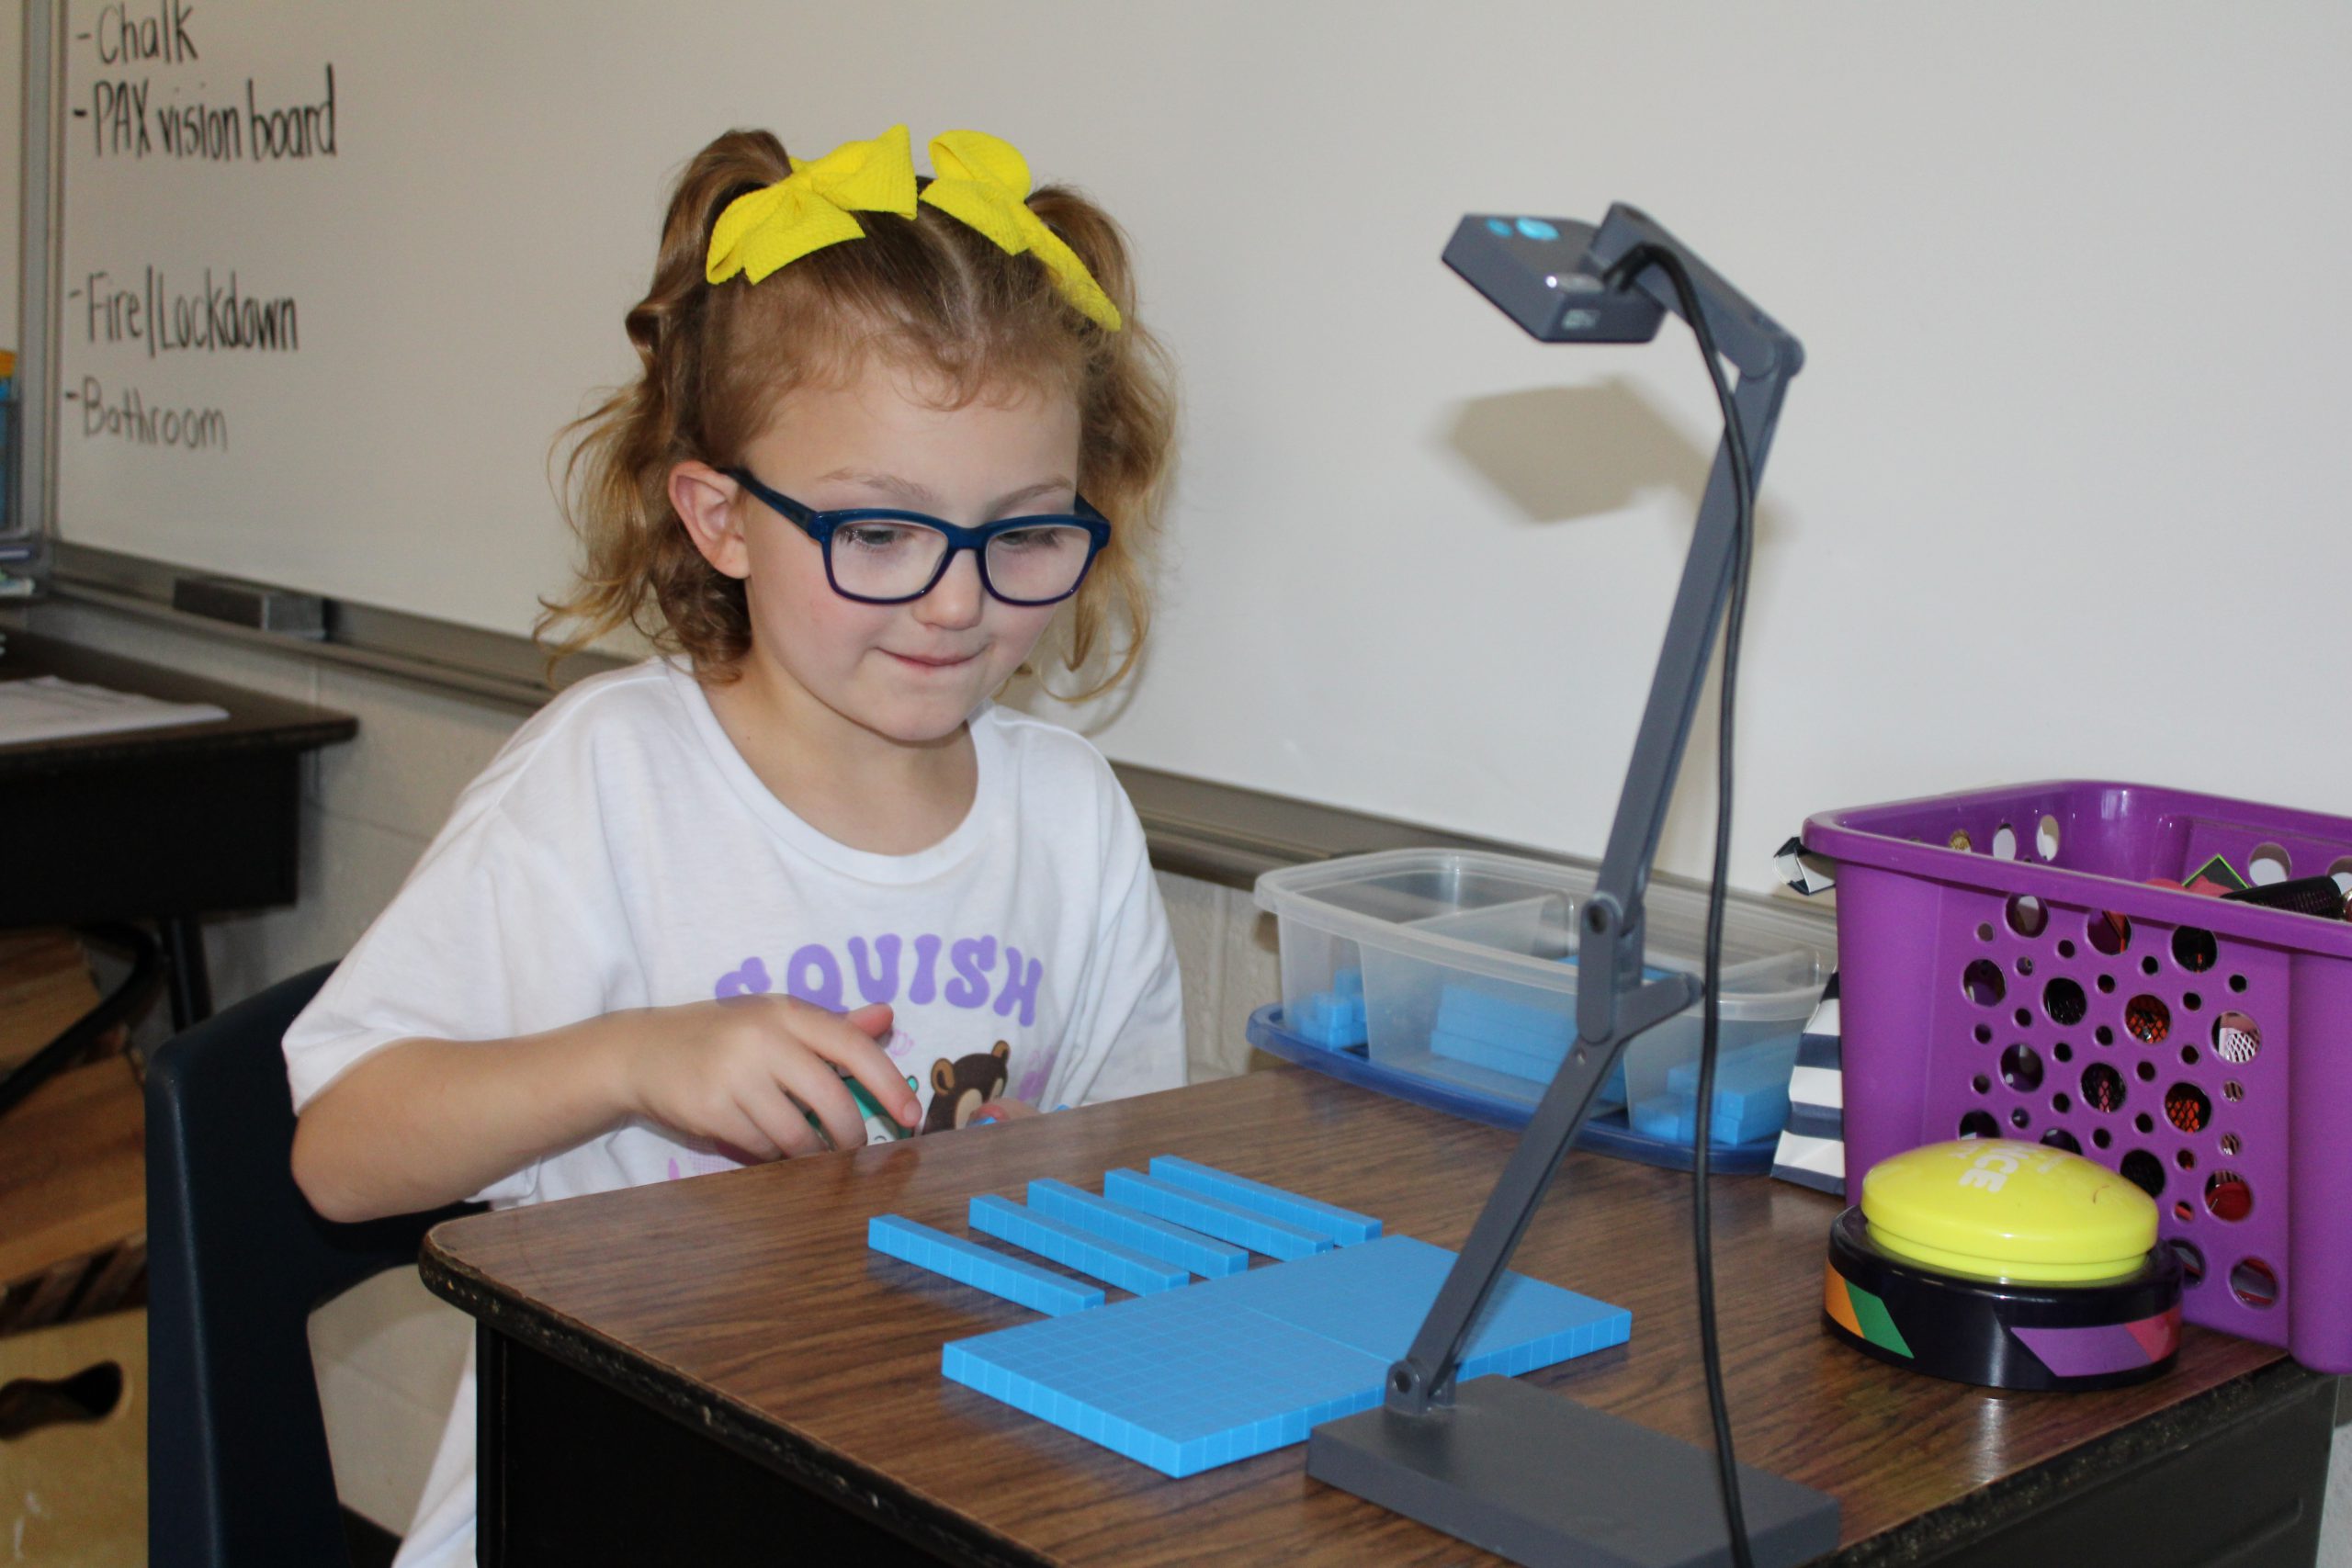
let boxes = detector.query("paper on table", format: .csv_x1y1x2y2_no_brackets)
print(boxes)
0,675,230,745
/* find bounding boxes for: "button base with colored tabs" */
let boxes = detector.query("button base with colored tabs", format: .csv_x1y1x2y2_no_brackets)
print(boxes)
1828,1137,2183,1391
1825,1207,2181,1391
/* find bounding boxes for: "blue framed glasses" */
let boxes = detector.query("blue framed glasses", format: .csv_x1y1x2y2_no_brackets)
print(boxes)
724,468,1112,606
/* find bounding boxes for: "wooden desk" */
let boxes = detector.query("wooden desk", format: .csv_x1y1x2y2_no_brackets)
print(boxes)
0,630,356,1026
424,1070,2335,1567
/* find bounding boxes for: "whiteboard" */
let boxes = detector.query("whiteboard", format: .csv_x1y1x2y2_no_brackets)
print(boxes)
52,1,2352,886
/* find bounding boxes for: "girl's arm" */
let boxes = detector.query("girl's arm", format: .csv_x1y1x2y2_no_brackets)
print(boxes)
290,996,921,1224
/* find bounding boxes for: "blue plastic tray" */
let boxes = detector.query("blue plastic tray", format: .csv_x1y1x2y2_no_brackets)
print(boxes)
1245,1003,1779,1175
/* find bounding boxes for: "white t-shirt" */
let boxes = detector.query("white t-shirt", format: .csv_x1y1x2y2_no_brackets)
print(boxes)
283,657,1184,1566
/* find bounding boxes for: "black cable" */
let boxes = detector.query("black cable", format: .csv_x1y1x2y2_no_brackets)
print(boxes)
1614,243,1758,1568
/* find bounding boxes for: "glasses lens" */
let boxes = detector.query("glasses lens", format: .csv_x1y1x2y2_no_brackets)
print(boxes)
831,521,949,600
984,525,1094,603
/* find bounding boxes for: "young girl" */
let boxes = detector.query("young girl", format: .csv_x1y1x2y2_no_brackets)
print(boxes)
284,124,1183,1567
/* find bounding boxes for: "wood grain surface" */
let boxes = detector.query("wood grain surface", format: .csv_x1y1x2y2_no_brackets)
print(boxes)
0,931,103,1073
0,1055,144,1288
425,1067,2298,1565
0,934,142,1292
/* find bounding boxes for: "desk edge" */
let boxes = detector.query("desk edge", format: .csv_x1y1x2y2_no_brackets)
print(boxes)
421,1227,2327,1567
1819,1351,2329,1565
421,1232,1048,1568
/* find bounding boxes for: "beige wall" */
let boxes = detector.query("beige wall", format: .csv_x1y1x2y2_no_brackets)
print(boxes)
10,595,1283,1534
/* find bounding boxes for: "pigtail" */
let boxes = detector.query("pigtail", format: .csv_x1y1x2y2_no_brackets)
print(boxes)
537,132,796,676
1022,188,1176,701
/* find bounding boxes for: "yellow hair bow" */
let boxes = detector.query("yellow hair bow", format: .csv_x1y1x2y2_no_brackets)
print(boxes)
706,125,919,286
921,130,1122,332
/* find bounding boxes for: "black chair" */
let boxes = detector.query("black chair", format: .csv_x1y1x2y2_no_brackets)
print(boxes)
145,964,481,1568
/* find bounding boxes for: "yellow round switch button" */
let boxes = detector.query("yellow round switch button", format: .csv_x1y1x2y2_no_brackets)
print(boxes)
1860,1139,2159,1284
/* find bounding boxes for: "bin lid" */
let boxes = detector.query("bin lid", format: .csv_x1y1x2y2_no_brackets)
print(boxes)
1860,1139,2156,1284
1252,848,1832,1016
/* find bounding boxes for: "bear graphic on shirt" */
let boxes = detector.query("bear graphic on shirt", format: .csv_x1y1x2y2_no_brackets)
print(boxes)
924,1041,1012,1134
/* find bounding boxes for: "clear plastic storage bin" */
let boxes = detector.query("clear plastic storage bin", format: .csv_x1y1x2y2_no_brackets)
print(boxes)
1253,850,1833,1143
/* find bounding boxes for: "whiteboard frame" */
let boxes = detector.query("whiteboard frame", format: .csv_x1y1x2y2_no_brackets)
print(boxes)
6,0,62,565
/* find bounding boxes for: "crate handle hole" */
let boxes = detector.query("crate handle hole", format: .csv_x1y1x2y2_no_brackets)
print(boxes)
2088,911,2132,956
2203,1171,2254,1222
0,1363,125,1440
2125,995,2171,1044
2080,1062,2126,1113
2036,814,2061,861
2170,927,2217,973
2212,1011,2261,1065
2248,844,2291,886
2229,1258,2279,1309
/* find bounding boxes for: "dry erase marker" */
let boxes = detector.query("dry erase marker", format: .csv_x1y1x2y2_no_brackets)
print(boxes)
805,1072,921,1146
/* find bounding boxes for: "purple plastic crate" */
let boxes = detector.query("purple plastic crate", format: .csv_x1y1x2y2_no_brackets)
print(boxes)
1804,781,2352,1372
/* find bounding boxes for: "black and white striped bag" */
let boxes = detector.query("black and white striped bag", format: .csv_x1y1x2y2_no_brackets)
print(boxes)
1770,971,1846,1194
1768,835,1847,1195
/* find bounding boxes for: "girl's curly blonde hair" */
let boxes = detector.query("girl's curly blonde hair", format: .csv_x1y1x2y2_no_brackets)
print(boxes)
538,129,1175,696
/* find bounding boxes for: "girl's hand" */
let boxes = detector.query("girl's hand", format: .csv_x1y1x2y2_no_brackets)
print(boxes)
614,997,919,1159
967,1099,1040,1126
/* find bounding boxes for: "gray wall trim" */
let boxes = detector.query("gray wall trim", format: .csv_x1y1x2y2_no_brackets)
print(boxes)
1121,761,1824,932
40,540,1831,935
50,541,626,709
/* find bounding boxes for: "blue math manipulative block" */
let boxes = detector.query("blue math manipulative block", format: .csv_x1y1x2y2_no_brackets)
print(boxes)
1632,1035,1804,1147
942,1234,1631,1477
1429,1027,1564,1083
1665,1035,1800,1103
967,1194,1189,1296
1631,1089,1780,1148
1025,1179,1250,1278
867,1158,1633,1478
1290,967,1368,1049
1102,1169,1338,1260
1146,1155,1382,1245
942,1277,1391,1475
867,1215,1104,1316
